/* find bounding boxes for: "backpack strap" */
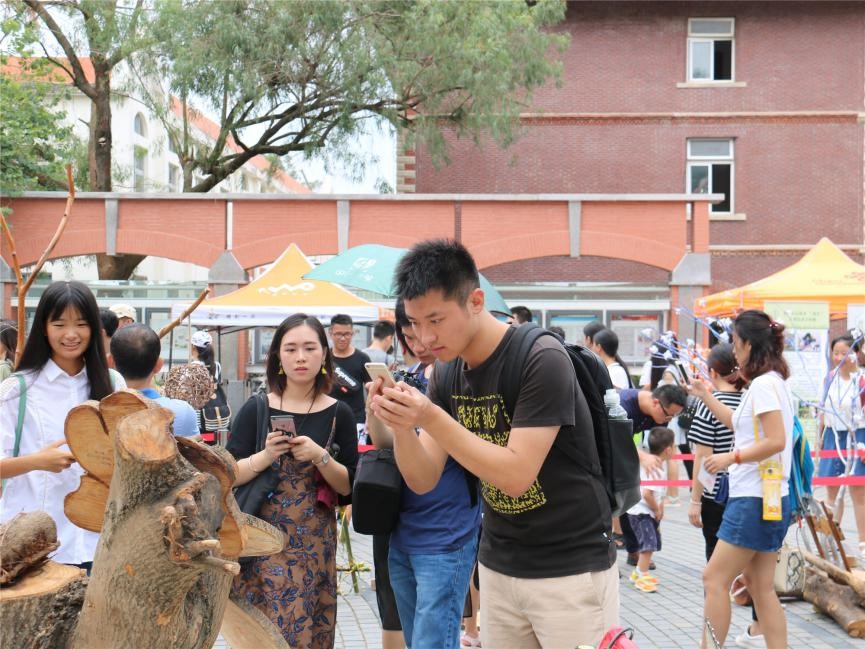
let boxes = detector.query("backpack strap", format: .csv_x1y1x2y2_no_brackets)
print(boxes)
500,323,546,417
432,360,479,508
13,373,26,458
499,323,603,477
1,374,27,493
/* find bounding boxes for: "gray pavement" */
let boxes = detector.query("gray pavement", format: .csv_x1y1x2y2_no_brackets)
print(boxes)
216,485,863,648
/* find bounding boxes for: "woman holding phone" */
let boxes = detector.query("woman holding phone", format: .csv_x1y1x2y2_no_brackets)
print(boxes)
689,310,793,649
227,314,358,648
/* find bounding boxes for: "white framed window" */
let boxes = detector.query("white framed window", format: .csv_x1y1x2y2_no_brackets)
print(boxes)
133,113,147,137
687,138,733,214
133,145,147,191
688,18,734,82
168,162,181,192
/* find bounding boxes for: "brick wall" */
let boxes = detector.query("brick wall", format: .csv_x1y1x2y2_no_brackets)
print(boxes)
413,1,865,290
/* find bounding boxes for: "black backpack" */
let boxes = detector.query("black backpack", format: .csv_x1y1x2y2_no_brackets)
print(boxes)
497,323,640,517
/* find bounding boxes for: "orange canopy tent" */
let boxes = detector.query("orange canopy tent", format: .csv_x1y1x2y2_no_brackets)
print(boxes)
696,238,865,319
171,244,383,327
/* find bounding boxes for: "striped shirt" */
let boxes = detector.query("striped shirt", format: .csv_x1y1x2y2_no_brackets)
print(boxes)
688,390,743,498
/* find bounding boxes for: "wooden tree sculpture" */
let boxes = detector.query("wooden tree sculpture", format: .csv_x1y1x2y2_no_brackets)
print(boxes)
0,391,285,648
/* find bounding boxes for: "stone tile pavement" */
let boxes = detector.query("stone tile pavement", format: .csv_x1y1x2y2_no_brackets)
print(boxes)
216,486,863,648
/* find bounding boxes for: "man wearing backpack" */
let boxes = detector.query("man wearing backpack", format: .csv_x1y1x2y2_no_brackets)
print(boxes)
371,239,618,649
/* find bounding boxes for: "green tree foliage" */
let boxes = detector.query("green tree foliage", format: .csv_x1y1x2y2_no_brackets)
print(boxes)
146,0,568,192
0,72,83,194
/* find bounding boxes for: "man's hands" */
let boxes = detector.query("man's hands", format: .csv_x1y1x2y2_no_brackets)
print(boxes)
370,381,434,434
35,440,75,473
638,448,662,473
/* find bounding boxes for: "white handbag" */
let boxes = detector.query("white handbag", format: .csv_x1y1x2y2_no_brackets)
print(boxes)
773,543,805,597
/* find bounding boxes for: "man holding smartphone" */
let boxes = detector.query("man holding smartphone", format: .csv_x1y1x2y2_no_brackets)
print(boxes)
329,314,371,440
370,239,619,649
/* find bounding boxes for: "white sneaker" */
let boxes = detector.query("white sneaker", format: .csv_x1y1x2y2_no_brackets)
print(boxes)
734,626,767,648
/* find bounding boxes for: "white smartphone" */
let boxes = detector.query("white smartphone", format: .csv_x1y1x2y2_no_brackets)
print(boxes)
365,362,396,388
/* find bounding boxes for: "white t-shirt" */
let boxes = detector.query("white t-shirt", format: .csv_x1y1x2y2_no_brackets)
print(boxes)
627,465,666,519
823,371,864,432
638,360,652,388
607,362,631,390
728,372,794,499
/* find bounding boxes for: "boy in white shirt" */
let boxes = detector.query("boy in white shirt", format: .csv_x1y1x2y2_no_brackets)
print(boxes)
626,426,676,593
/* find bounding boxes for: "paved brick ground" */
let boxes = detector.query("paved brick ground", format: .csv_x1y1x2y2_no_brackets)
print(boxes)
216,485,863,648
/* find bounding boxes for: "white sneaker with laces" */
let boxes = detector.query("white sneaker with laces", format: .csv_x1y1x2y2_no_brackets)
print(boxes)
734,626,767,648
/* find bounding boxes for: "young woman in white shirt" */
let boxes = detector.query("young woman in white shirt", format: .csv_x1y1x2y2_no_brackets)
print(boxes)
818,333,865,554
0,281,124,569
689,310,793,649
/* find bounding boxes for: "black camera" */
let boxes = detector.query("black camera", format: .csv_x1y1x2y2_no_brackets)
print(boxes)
392,369,426,391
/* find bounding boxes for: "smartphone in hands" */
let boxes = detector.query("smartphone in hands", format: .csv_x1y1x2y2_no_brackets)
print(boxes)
365,362,396,389
270,414,296,437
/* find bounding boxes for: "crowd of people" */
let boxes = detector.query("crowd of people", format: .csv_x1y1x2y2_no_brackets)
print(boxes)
1,241,863,649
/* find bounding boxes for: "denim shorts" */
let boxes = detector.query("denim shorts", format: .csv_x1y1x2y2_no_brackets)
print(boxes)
718,496,790,552
818,428,865,477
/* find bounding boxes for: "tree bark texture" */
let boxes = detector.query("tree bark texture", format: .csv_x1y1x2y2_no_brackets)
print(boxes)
70,406,237,648
0,561,87,649
1,393,284,648
803,567,865,637
0,511,60,585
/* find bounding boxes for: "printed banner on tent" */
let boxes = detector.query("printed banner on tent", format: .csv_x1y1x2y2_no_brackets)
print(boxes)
764,301,830,330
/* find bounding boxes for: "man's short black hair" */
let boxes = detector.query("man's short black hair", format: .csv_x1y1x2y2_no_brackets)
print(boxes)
647,426,675,455
110,324,161,380
373,320,395,340
583,320,605,343
100,307,119,338
394,239,480,304
330,314,353,327
652,383,688,409
548,325,566,340
510,306,533,323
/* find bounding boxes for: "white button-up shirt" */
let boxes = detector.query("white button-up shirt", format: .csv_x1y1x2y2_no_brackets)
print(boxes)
0,360,125,564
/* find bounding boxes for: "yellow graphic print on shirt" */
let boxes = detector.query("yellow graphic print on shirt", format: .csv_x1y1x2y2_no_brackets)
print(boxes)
453,393,546,515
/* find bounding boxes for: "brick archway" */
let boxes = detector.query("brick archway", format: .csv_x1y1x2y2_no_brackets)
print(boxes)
2,192,715,332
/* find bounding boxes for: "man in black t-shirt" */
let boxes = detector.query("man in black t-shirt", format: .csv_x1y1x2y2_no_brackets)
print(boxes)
329,314,370,439
370,240,618,649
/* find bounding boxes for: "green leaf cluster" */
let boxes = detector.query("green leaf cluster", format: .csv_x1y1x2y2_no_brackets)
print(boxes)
0,72,82,193
145,0,568,190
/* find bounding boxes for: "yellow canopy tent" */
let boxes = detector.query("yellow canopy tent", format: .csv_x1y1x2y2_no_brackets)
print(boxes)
696,238,865,319
171,243,383,327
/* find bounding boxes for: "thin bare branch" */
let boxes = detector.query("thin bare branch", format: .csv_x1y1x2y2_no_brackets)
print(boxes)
158,287,210,339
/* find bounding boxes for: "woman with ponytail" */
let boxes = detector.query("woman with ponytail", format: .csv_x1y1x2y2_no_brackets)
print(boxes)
689,310,793,649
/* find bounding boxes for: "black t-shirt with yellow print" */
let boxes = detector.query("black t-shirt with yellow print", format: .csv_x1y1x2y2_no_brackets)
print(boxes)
429,327,616,579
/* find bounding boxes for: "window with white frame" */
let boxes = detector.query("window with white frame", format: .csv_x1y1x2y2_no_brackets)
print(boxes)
687,139,733,214
133,113,147,137
687,18,734,82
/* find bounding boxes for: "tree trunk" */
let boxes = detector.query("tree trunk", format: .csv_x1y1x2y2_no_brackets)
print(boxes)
69,407,237,649
0,396,285,648
803,568,865,637
0,561,87,648
89,65,147,280
96,253,147,280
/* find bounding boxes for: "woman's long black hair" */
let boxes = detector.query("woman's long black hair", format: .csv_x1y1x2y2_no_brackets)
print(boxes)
16,281,113,400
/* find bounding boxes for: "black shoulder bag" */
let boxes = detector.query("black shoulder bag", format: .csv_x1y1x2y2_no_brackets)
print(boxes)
233,392,281,516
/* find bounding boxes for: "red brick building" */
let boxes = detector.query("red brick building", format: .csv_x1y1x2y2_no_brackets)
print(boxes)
404,1,865,334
